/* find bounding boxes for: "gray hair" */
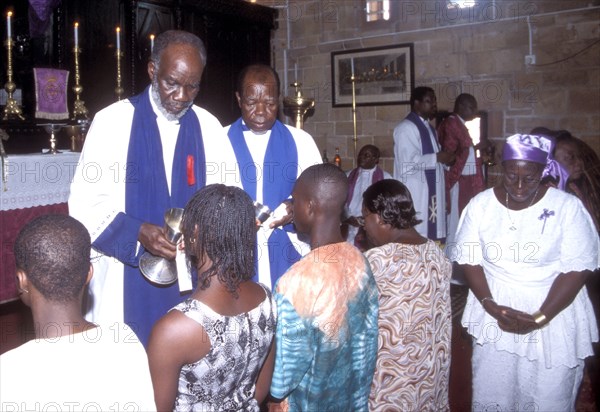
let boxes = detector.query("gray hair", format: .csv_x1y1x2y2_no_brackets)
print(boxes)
150,30,207,67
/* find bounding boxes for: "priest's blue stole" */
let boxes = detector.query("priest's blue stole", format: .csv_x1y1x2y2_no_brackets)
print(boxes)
227,118,302,287
93,86,206,346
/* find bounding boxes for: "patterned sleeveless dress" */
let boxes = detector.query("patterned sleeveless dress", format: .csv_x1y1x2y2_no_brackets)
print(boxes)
172,283,276,411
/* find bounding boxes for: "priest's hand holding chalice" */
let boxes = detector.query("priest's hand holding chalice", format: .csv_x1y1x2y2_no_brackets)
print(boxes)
139,208,184,285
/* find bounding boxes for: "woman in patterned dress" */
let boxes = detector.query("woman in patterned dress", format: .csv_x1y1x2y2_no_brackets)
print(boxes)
148,184,276,411
362,179,452,411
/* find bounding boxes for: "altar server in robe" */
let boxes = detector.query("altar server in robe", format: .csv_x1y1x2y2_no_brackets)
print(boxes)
343,144,392,250
437,93,486,249
68,30,239,346
225,64,322,289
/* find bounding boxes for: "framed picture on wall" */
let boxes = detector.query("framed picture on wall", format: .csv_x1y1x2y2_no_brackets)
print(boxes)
331,43,414,107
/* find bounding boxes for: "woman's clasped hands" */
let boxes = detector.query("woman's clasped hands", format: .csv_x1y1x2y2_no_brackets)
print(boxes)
482,299,543,335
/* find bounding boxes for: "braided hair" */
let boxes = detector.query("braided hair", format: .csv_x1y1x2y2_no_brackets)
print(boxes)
181,184,256,296
362,179,422,230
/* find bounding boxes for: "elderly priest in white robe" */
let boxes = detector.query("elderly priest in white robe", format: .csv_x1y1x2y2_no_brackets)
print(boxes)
69,30,239,346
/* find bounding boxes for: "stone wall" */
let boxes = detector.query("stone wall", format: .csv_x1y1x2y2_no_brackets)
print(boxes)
265,0,600,176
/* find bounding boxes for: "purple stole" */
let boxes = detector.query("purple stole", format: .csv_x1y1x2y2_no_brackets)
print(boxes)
405,111,444,241
346,166,385,207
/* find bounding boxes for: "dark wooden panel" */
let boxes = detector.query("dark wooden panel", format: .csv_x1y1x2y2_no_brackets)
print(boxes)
55,0,123,115
185,2,276,124
1,0,276,152
132,2,175,94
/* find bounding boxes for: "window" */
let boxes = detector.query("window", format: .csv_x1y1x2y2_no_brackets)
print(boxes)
365,0,390,22
446,0,477,9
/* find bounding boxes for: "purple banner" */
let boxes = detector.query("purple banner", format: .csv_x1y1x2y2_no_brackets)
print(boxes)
34,68,69,120
28,0,62,38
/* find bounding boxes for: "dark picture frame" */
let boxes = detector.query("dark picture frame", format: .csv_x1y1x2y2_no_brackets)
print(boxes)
331,44,414,107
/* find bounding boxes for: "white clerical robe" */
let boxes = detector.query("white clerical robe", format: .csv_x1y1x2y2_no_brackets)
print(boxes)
223,121,322,289
393,115,447,240
69,87,240,326
345,167,392,244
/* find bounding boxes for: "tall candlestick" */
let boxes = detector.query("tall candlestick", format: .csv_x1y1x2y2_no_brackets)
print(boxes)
7,11,12,39
116,27,120,51
74,22,79,48
3,10,24,120
150,34,154,53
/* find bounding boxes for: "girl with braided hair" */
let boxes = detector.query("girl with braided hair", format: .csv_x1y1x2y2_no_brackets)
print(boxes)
148,184,276,411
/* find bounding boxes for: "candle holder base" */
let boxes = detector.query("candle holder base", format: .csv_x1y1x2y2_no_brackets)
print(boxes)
72,100,89,121
2,97,25,121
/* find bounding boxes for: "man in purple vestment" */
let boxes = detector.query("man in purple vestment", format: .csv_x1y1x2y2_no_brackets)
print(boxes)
392,87,455,242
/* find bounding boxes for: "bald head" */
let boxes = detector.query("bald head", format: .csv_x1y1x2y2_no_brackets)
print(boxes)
236,64,280,97
292,163,348,239
296,163,348,210
15,214,91,303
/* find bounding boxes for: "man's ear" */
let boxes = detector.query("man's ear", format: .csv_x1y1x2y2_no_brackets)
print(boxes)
307,198,316,216
235,91,242,108
147,60,156,82
16,269,32,306
85,264,94,286
16,269,28,292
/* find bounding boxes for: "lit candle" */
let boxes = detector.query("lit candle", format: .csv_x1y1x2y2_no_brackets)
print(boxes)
74,22,79,48
294,62,298,82
351,58,355,78
150,34,154,53
116,27,120,52
7,11,12,39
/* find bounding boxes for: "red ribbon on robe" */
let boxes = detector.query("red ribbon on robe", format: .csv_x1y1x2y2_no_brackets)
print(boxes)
186,155,195,186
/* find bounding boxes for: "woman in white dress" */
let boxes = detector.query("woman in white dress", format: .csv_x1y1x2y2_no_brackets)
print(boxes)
452,133,599,411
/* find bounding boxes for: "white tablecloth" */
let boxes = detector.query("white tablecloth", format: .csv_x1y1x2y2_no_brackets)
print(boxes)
1,151,81,211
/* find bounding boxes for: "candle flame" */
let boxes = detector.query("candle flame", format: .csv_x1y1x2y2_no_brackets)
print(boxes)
116,27,120,33
75,22,79,28
150,34,155,40
7,11,12,17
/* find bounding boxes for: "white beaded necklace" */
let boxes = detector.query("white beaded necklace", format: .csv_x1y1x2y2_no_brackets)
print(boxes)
505,188,539,231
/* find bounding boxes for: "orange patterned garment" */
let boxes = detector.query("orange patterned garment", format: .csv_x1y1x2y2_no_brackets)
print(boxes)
271,242,379,411
366,240,452,412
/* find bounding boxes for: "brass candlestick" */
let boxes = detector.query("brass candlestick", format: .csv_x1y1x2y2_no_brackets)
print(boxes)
283,82,315,130
115,50,124,100
3,38,24,121
72,46,89,120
